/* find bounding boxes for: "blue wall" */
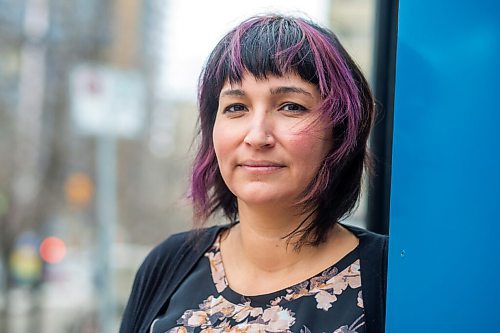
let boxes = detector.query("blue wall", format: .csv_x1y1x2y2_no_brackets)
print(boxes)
386,0,500,331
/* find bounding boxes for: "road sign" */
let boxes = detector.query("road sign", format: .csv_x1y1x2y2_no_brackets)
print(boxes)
70,64,146,138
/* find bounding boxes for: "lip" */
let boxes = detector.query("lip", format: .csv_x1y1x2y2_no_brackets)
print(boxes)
237,160,286,174
239,160,285,167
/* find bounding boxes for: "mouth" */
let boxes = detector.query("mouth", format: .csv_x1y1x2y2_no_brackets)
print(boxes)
237,160,286,173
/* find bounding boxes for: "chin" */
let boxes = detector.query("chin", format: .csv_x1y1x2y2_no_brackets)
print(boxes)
235,189,294,208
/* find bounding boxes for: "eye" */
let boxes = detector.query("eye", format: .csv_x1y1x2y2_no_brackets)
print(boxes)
280,103,307,112
223,103,247,113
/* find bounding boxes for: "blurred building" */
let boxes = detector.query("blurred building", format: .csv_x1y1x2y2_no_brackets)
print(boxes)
330,0,375,78
0,0,191,332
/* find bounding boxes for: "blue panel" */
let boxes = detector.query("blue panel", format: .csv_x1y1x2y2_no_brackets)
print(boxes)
386,1,500,331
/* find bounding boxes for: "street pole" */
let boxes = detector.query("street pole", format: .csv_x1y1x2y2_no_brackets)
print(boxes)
96,132,117,333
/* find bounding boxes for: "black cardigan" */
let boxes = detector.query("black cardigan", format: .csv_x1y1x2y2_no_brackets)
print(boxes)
119,224,388,333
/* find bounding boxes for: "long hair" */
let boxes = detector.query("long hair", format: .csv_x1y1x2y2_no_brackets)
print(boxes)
189,14,374,247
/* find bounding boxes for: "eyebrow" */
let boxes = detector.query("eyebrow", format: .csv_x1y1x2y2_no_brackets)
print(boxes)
219,86,313,98
270,86,313,97
219,89,245,98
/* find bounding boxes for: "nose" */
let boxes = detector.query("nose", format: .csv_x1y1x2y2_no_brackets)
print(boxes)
243,113,275,149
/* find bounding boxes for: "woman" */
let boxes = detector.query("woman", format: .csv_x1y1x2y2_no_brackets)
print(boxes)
120,14,387,333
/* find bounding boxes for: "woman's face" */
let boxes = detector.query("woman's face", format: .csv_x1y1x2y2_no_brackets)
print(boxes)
213,72,332,208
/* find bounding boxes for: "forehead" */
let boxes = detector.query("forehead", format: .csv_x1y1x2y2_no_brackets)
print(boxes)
219,72,320,96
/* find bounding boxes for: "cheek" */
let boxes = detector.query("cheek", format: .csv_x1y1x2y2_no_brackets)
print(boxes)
212,123,222,156
286,130,332,164
212,121,237,166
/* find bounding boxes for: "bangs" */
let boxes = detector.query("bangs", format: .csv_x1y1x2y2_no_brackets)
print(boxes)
216,16,319,86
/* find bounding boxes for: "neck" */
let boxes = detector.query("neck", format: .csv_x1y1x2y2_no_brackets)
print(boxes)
227,200,316,273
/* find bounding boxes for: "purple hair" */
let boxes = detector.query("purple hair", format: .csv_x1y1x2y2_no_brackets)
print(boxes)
189,14,374,246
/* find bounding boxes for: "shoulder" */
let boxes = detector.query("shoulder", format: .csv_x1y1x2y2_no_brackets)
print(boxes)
342,223,388,253
119,224,229,333
140,224,226,273
341,223,388,332
341,223,387,278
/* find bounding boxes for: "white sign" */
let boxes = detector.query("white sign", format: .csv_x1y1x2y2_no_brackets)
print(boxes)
70,64,146,138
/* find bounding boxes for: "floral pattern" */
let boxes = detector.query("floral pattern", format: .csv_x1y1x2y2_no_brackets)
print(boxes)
158,235,365,333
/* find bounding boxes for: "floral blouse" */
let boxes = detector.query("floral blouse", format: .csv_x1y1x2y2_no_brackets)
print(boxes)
151,234,365,333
